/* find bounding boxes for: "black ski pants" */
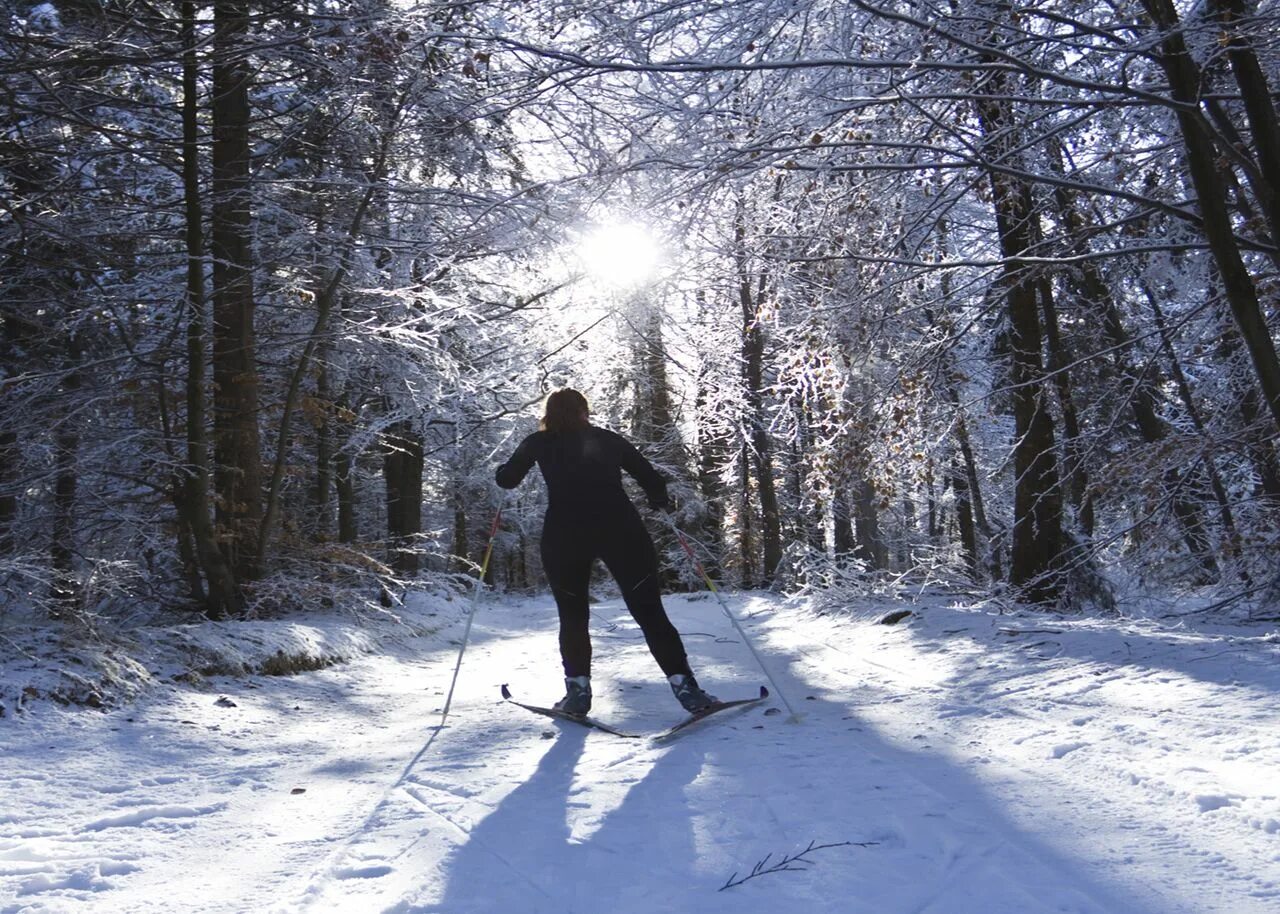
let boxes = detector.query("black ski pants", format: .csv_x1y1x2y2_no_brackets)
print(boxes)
540,505,691,680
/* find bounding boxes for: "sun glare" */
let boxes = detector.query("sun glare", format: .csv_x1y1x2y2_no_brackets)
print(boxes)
577,222,663,289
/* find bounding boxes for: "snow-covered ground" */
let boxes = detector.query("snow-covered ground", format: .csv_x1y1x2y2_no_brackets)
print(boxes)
3,590,1279,913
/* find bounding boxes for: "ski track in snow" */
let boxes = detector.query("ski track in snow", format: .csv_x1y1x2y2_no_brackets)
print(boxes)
2,592,1279,913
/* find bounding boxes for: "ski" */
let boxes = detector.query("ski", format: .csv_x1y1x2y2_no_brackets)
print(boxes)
500,684,642,738
500,684,770,740
652,686,770,741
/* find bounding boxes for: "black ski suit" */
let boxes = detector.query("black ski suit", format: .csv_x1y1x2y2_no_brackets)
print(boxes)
495,426,692,679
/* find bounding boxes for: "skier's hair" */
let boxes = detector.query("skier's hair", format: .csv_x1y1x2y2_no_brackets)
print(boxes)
541,388,590,433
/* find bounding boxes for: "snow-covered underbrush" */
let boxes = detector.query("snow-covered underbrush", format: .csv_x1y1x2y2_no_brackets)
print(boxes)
0,589,465,718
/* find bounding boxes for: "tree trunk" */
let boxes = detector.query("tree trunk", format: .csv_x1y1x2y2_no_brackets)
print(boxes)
0,429,15,556
630,305,684,586
50,356,80,613
736,216,782,583
852,476,887,570
515,526,529,591
737,442,755,588
926,458,939,540
791,400,825,551
928,228,997,581
1200,99,1280,273
631,307,678,453
831,376,888,574
452,489,469,574
313,357,333,540
1037,276,1093,536
182,0,240,617
154,354,206,606
384,421,423,577
336,448,358,544
0,312,20,556
832,488,854,559
1206,0,1280,248
1235,371,1280,498
974,88,1066,603
1141,0,1280,436
211,0,263,581
950,403,999,577
951,452,980,579
694,362,728,578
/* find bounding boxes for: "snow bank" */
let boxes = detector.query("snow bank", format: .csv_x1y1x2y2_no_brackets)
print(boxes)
2,589,1278,912
0,589,464,717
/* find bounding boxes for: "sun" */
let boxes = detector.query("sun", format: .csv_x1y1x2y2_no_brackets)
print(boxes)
577,222,663,289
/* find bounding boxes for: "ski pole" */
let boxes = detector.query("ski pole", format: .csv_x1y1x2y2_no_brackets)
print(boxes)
437,504,503,727
668,520,802,722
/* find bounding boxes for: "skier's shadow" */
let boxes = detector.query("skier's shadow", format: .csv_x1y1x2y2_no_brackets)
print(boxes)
414,727,707,914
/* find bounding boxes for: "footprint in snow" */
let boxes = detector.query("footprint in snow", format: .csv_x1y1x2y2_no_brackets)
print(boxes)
80,804,224,832
18,861,139,896
334,863,393,879
1195,794,1236,813
1049,742,1087,759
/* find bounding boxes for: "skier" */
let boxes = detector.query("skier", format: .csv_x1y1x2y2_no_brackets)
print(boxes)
495,388,716,717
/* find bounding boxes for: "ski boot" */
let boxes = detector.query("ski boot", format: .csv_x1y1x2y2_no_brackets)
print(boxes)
668,673,717,714
553,675,592,716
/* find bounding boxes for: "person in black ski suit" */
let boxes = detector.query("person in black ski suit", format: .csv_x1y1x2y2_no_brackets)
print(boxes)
495,388,715,716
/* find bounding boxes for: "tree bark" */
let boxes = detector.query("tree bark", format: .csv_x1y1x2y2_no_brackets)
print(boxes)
1140,0,1280,437
211,0,263,581
313,357,333,540
383,420,423,577
452,489,469,575
1206,0,1280,249
631,307,678,452
974,87,1066,603
952,400,1000,580
832,488,854,560
694,360,728,578
928,228,997,581
1037,276,1093,536
926,458,939,541
50,353,80,613
154,353,206,606
336,448,358,544
791,399,825,551
736,214,782,583
182,0,240,617
0,428,15,556
737,442,755,588
951,452,980,578
852,476,888,570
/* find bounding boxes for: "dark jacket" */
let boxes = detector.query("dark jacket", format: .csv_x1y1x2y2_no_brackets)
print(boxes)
495,426,668,514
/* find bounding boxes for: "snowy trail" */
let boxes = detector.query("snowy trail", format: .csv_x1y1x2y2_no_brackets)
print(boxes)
3,593,1278,913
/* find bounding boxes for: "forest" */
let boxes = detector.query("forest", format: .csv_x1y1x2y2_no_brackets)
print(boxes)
3,2,1280,912
3,0,1279,624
